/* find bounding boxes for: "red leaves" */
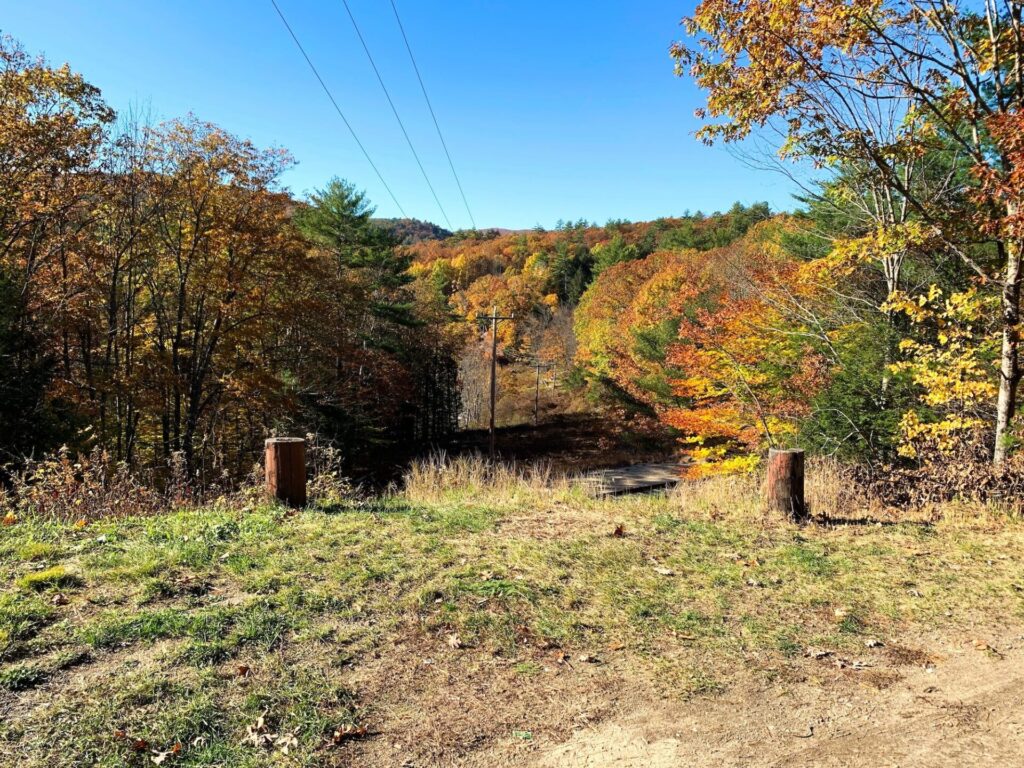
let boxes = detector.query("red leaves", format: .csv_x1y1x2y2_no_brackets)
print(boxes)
971,113,1024,241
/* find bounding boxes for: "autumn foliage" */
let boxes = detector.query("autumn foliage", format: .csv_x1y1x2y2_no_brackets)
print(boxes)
0,36,458,482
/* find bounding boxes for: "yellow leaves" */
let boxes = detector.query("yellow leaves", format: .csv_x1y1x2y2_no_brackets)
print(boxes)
888,284,998,458
687,451,760,478
523,252,545,275
896,411,987,459
882,293,930,323
834,221,934,274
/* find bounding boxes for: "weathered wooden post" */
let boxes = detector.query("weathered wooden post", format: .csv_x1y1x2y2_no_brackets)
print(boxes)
265,437,306,507
765,448,806,520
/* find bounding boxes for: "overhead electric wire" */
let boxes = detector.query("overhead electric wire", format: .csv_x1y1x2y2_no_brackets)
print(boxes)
269,0,407,217
388,0,476,230
339,0,453,230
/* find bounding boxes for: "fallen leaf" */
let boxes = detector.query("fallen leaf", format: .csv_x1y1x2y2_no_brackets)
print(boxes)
864,638,884,648
243,712,275,748
236,664,250,678
52,593,69,606
132,738,149,752
2,513,16,526
331,724,368,745
973,640,1004,658
151,743,181,764
577,653,599,663
275,733,298,755
653,566,675,576
446,633,462,650
612,524,625,538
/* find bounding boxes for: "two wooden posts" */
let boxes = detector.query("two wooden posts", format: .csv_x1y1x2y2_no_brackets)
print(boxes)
266,437,808,520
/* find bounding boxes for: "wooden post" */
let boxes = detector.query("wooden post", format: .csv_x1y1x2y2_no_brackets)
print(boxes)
765,448,806,520
265,437,306,507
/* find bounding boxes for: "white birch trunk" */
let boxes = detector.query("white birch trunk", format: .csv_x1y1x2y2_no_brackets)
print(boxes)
994,210,1021,464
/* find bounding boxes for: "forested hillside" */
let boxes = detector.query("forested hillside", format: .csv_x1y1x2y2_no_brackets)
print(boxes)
373,217,452,245
5,0,1024,506
0,37,459,485
405,204,772,428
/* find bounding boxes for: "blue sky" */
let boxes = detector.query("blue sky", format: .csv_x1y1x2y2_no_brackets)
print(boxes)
2,1,797,230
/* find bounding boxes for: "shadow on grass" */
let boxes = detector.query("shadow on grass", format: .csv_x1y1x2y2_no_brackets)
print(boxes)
311,498,416,517
811,514,934,529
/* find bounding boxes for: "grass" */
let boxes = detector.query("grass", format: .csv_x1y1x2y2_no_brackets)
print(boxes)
0,458,1022,765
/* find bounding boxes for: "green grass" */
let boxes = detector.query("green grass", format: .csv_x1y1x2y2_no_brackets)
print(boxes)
1,481,1022,766
15,565,82,592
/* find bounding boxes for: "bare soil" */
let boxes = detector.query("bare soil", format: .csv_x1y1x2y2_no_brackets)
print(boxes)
336,627,1024,767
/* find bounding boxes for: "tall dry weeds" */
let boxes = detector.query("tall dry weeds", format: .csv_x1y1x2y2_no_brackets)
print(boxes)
402,452,571,505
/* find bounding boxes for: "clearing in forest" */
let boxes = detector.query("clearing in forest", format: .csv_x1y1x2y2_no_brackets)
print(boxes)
1,461,1022,767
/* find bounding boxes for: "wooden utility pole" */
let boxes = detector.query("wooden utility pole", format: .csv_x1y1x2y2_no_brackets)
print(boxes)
765,448,806,521
265,437,307,507
531,360,553,427
484,306,514,460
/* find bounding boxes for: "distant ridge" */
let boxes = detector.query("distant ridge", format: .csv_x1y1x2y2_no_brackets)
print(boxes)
374,217,452,245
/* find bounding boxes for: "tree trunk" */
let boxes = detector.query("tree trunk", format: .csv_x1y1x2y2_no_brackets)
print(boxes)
995,229,1021,465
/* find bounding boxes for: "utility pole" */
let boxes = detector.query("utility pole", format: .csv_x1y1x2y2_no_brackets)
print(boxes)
483,305,514,460
531,360,553,427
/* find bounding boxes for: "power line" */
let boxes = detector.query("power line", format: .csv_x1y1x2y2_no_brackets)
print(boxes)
388,0,476,230
339,0,453,230
269,0,407,217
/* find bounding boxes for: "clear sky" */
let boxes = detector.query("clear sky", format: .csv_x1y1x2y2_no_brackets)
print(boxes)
1,1,796,230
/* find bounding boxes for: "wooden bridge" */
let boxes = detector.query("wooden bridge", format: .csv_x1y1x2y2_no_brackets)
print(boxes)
581,462,687,496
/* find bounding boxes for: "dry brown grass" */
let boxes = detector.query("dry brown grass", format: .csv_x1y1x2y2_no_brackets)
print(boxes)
402,452,573,505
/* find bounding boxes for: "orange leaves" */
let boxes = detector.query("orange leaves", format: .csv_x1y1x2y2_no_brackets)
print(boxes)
971,113,1024,241
576,217,834,470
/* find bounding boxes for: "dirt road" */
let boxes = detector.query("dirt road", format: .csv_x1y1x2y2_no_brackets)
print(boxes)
536,631,1024,768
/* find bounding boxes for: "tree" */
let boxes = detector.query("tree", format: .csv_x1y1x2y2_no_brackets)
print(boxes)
592,234,640,275
0,35,112,463
676,0,1024,463
291,179,459,449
